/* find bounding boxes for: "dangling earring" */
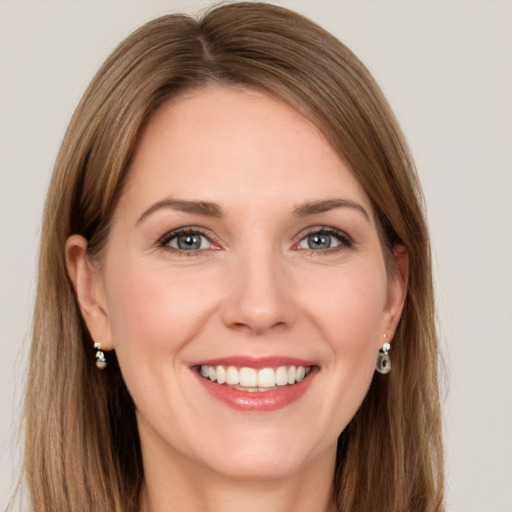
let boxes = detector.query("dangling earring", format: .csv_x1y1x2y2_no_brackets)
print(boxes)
94,342,107,370
375,335,391,374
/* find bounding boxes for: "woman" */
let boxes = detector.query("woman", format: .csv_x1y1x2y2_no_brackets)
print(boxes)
23,2,444,511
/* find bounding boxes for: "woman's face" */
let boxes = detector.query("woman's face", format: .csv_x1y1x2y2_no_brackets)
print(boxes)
73,86,406,481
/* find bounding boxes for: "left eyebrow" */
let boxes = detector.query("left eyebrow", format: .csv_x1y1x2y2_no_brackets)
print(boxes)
293,199,370,222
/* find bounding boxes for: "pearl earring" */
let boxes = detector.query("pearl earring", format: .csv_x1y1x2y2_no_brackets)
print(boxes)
94,342,107,370
375,334,391,374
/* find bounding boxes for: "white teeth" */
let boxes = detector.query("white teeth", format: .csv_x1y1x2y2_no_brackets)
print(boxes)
239,367,257,387
287,366,296,385
257,368,276,387
275,366,288,386
216,365,226,384
199,364,311,389
226,366,239,385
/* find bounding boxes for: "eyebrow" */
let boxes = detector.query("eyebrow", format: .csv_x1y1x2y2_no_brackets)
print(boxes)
293,199,370,221
136,199,224,225
136,197,370,225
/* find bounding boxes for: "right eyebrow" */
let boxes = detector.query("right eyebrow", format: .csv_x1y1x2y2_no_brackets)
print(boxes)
135,198,224,225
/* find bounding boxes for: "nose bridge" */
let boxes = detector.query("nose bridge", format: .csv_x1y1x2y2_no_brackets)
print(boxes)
221,241,295,334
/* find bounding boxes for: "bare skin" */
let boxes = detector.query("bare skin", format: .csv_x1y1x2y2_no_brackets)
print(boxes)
66,86,407,512
138,441,337,512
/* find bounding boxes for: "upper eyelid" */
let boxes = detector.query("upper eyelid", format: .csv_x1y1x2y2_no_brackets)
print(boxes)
300,226,347,234
296,225,353,241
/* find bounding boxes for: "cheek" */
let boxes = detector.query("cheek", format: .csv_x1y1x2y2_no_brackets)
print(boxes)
103,259,221,418
104,259,220,379
304,263,388,348
333,277,387,376
300,264,387,410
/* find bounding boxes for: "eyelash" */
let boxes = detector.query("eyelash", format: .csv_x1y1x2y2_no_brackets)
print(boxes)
157,227,216,256
156,226,354,256
297,227,354,255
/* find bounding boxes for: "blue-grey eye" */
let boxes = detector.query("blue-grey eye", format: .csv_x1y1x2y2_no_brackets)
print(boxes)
298,231,342,250
167,232,211,251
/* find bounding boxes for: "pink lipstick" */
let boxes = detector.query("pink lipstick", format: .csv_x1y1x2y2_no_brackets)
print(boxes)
192,356,318,411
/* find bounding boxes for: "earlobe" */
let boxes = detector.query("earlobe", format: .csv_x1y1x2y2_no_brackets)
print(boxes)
384,245,409,337
65,235,114,350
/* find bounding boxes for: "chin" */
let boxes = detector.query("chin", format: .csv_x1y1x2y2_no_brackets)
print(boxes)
203,449,312,482
190,423,334,482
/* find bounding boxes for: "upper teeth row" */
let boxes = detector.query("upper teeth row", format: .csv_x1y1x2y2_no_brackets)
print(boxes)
200,365,309,388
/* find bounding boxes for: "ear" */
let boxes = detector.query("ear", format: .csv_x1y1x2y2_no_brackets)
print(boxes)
65,235,114,350
382,245,409,340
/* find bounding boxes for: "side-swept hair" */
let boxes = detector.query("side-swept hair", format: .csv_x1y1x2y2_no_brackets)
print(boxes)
24,3,444,511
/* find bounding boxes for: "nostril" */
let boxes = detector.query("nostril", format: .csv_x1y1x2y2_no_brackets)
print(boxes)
228,319,289,336
229,322,254,334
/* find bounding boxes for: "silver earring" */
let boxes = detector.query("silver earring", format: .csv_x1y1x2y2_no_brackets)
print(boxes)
375,336,391,374
94,342,107,370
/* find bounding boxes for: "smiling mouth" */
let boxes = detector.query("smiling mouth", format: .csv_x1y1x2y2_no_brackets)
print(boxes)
197,364,313,392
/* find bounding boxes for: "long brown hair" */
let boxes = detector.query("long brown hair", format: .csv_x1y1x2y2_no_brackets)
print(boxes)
23,3,444,511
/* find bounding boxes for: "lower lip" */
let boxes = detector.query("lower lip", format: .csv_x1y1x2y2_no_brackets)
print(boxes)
194,368,317,412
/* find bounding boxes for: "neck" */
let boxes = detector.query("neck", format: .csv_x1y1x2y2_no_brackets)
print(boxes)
139,437,337,512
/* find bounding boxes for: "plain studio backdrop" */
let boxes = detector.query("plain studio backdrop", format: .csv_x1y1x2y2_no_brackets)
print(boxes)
0,1,511,511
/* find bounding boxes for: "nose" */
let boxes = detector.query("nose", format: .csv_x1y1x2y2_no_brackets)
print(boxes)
220,249,298,336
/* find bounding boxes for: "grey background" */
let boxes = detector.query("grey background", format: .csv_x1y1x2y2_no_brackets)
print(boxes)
1,1,511,510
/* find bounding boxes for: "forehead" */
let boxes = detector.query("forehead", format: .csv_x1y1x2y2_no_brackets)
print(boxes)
119,86,373,221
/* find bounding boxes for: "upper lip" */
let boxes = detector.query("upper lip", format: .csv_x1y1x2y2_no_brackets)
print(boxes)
192,355,316,369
